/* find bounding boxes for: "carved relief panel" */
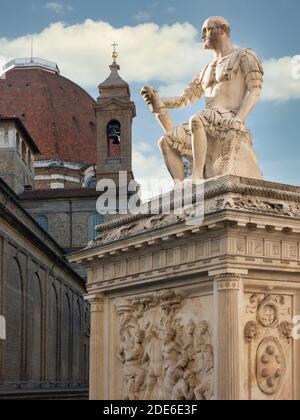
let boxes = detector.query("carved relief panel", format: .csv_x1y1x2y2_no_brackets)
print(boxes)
114,289,214,401
243,290,293,400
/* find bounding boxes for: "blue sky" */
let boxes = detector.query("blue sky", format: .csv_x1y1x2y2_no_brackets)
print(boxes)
0,0,299,188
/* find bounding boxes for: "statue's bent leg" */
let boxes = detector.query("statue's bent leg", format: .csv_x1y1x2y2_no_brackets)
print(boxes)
190,113,208,181
158,136,185,182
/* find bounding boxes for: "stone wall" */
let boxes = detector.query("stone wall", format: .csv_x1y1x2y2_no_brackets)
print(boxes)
21,196,100,252
0,178,90,395
0,150,33,195
0,225,90,392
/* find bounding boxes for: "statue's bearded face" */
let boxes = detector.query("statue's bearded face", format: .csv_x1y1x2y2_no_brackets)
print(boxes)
201,19,226,50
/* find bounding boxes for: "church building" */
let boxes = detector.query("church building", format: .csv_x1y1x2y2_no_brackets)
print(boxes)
0,50,135,399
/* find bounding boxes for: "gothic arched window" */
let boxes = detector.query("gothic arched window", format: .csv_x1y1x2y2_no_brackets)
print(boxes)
107,120,121,158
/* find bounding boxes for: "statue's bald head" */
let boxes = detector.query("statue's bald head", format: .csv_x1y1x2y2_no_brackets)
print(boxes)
202,16,232,50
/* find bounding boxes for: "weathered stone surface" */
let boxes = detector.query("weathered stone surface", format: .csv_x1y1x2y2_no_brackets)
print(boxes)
69,175,300,400
0,179,90,395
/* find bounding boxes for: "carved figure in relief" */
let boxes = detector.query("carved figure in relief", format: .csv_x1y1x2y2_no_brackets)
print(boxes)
171,370,197,400
194,344,214,400
183,320,197,355
163,328,181,374
196,320,211,351
118,329,146,400
163,354,190,400
142,323,164,400
115,292,215,401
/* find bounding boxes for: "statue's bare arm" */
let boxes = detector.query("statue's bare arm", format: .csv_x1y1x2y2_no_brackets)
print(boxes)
141,74,204,133
236,49,264,123
162,77,204,109
236,86,262,123
141,75,204,112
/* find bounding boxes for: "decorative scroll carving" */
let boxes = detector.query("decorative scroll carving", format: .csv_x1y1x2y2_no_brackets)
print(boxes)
256,337,286,395
114,289,214,400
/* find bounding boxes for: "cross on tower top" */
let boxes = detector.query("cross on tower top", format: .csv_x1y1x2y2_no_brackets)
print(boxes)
111,42,119,61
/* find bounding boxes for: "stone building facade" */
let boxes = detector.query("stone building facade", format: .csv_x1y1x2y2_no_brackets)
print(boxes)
20,189,102,253
0,52,136,399
70,176,300,400
0,117,39,195
0,178,90,399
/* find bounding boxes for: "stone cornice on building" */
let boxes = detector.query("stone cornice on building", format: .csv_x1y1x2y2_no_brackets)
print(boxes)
69,176,300,258
92,175,300,233
67,175,300,294
19,187,99,201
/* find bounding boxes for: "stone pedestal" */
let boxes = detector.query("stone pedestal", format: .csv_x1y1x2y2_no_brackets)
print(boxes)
69,176,300,400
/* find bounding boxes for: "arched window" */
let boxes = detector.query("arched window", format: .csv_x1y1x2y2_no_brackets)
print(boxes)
16,132,20,153
28,152,33,171
107,120,121,158
87,176,97,189
21,141,27,163
4,130,9,145
90,214,104,241
36,216,48,232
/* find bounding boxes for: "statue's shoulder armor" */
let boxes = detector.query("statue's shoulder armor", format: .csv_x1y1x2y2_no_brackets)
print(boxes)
225,48,264,77
240,48,264,75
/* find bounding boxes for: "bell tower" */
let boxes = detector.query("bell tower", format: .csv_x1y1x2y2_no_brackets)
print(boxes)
94,45,136,186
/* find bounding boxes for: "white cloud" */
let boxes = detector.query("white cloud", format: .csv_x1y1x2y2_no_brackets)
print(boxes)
262,55,300,102
133,147,174,201
0,20,210,89
45,2,73,15
0,18,298,104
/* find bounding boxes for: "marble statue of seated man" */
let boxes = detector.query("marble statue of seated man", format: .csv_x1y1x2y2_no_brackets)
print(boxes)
141,16,264,184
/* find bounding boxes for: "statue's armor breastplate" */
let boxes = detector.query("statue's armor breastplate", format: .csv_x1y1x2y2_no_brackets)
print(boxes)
202,49,249,113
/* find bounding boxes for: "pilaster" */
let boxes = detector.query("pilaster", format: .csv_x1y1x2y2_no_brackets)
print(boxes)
212,271,245,400
85,293,105,400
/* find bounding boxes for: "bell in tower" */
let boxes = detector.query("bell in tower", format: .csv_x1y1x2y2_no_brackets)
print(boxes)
94,44,136,187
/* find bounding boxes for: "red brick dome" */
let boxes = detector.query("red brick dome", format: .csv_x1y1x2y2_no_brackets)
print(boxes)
0,59,97,164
